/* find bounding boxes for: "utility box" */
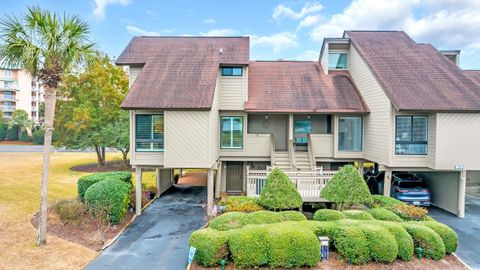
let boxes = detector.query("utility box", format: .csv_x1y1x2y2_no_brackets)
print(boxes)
318,236,329,261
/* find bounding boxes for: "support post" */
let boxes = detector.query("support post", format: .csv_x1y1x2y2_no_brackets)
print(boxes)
156,168,161,196
288,114,294,141
358,160,364,176
383,168,392,197
215,162,222,199
207,169,214,215
135,167,143,216
458,170,466,218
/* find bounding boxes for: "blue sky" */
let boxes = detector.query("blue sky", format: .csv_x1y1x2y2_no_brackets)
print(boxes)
5,0,480,69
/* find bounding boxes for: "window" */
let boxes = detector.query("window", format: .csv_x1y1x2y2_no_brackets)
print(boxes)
4,70,11,77
4,81,14,89
338,116,362,152
221,67,242,76
328,53,348,69
395,115,428,155
220,116,243,149
135,114,164,152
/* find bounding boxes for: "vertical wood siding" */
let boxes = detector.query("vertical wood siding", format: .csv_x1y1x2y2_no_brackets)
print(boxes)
128,66,142,88
218,67,247,110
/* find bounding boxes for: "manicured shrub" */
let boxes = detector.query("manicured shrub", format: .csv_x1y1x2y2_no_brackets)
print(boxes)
77,171,132,201
370,194,405,208
279,211,307,221
222,196,264,213
369,220,414,261
267,225,320,268
229,226,269,268
295,220,338,241
361,224,398,263
248,210,283,224
423,215,436,222
0,121,8,140
422,222,458,253
333,225,370,264
258,167,303,210
313,209,346,221
402,223,445,260
189,228,230,266
6,125,18,140
19,131,31,142
393,204,428,221
368,207,403,222
209,212,249,231
54,199,86,225
84,179,131,224
32,128,45,145
343,210,375,220
320,165,372,210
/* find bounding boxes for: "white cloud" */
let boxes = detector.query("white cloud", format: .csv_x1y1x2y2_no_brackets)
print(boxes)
200,29,239,36
273,2,323,21
203,18,216,24
251,32,299,53
126,26,159,36
298,15,323,29
93,0,130,19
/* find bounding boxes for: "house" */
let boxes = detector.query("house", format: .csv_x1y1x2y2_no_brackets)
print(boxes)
116,31,480,218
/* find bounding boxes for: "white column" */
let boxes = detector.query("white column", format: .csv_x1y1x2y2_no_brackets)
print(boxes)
155,168,160,195
358,160,364,176
458,170,466,218
215,162,222,198
207,169,214,215
288,114,294,141
383,168,392,197
135,167,143,215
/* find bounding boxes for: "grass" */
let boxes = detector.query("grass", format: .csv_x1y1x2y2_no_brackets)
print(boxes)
0,152,130,270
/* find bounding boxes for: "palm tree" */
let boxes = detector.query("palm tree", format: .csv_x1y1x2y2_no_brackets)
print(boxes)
0,7,95,246
9,109,32,136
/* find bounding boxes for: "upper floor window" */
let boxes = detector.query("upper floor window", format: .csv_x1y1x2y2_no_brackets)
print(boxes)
221,67,242,76
135,114,164,152
395,115,428,155
338,116,362,152
220,116,243,149
4,70,11,77
328,52,348,70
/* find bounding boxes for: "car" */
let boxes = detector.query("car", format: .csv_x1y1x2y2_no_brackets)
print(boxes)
391,173,431,207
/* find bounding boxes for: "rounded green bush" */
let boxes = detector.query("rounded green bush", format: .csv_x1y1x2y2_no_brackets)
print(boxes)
334,225,370,264
267,225,320,268
32,128,45,145
313,209,346,221
423,215,436,222
361,224,398,263
369,220,414,261
258,167,303,210
368,207,403,222
6,125,18,140
402,223,446,260
229,226,269,268
19,131,31,142
84,179,131,224
422,222,458,254
209,212,249,231
248,211,283,224
0,121,7,140
370,194,405,208
343,210,375,220
294,220,338,241
78,171,132,201
189,228,230,266
279,211,307,221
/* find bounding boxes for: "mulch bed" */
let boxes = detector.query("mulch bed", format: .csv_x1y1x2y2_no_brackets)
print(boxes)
0,141,34,145
70,160,133,172
191,251,467,270
31,209,135,251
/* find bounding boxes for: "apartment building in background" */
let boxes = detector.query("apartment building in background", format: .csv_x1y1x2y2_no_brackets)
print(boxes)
0,65,43,123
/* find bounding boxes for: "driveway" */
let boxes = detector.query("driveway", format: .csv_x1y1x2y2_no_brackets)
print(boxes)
428,194,480,269
86,186,207,270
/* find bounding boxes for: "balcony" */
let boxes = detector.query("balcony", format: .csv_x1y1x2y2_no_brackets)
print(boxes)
1,105,16,112
0,95,16,101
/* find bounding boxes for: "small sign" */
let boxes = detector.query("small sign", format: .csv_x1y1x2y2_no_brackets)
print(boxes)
188,246,197,264
454,164,464,171
321,245,329,260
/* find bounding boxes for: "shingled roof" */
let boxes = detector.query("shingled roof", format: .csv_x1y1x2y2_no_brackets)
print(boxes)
346,31,480,112
245,61,369,113
119,36,249,109
465,70,480,86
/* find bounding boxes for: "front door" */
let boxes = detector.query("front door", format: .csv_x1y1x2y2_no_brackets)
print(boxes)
226,161,243,193
294,119,312,148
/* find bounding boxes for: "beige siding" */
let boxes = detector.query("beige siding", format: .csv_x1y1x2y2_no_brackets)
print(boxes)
310,134,334,158
435,113,480,170
129,110,164,166
320,43,329,74
220,134,270,157
164,111,212,168
208,76,220,165
416,171,460,215
349,46,392,164
218,67,247,110
128,66,142,88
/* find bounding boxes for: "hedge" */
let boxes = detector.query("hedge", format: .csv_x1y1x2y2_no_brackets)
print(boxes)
343,210,375,220
258,167,303,210
368,207,403,222
221,196,263,213
209,211,307,231
248,211,283,224
6,125,18,140
209,212,249,231
294,220,338,241
0,121,7,140
370,194,404,208
32,128,45,145
333,225,370,264
229,226,269,268
422,222,458,254
279,211,307,221
369,220,414,261
84,179,131,224
78,171,132,201
189,228,230,266
19,131,31,142
361,224,398,263
401,223,446,260
313,209,346,221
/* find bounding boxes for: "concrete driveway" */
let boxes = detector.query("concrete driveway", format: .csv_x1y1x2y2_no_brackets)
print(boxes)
428,195,480,269
86,186,207,270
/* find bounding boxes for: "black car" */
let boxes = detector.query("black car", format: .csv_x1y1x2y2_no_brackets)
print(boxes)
391,173,431,206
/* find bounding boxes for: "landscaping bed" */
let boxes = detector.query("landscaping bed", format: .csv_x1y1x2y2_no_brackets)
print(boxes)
70,159,133,172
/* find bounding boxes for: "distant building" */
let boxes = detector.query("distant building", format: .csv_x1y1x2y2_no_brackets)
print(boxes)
0,66,43,123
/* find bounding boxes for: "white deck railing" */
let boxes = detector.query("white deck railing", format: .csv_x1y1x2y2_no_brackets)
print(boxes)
246,168,336,202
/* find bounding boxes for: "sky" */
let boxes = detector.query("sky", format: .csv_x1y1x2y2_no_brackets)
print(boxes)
4,0,480,69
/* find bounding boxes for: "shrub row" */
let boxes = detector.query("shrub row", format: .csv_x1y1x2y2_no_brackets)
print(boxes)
313,209,346,221
401,223,446,260
78,171,132,201
209,210,307,231
368,207,403,222
370,194,428,221
220,196,264,213
343,210,375,220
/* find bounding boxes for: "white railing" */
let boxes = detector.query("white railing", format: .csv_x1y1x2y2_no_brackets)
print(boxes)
307,134,316,170
246,168,336,202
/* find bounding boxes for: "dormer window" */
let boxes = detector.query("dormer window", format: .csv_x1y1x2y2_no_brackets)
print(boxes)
221,66,242,76
328,52,348,70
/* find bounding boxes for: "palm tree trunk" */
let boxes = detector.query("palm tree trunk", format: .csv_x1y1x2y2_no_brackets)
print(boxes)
36,87,56,246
